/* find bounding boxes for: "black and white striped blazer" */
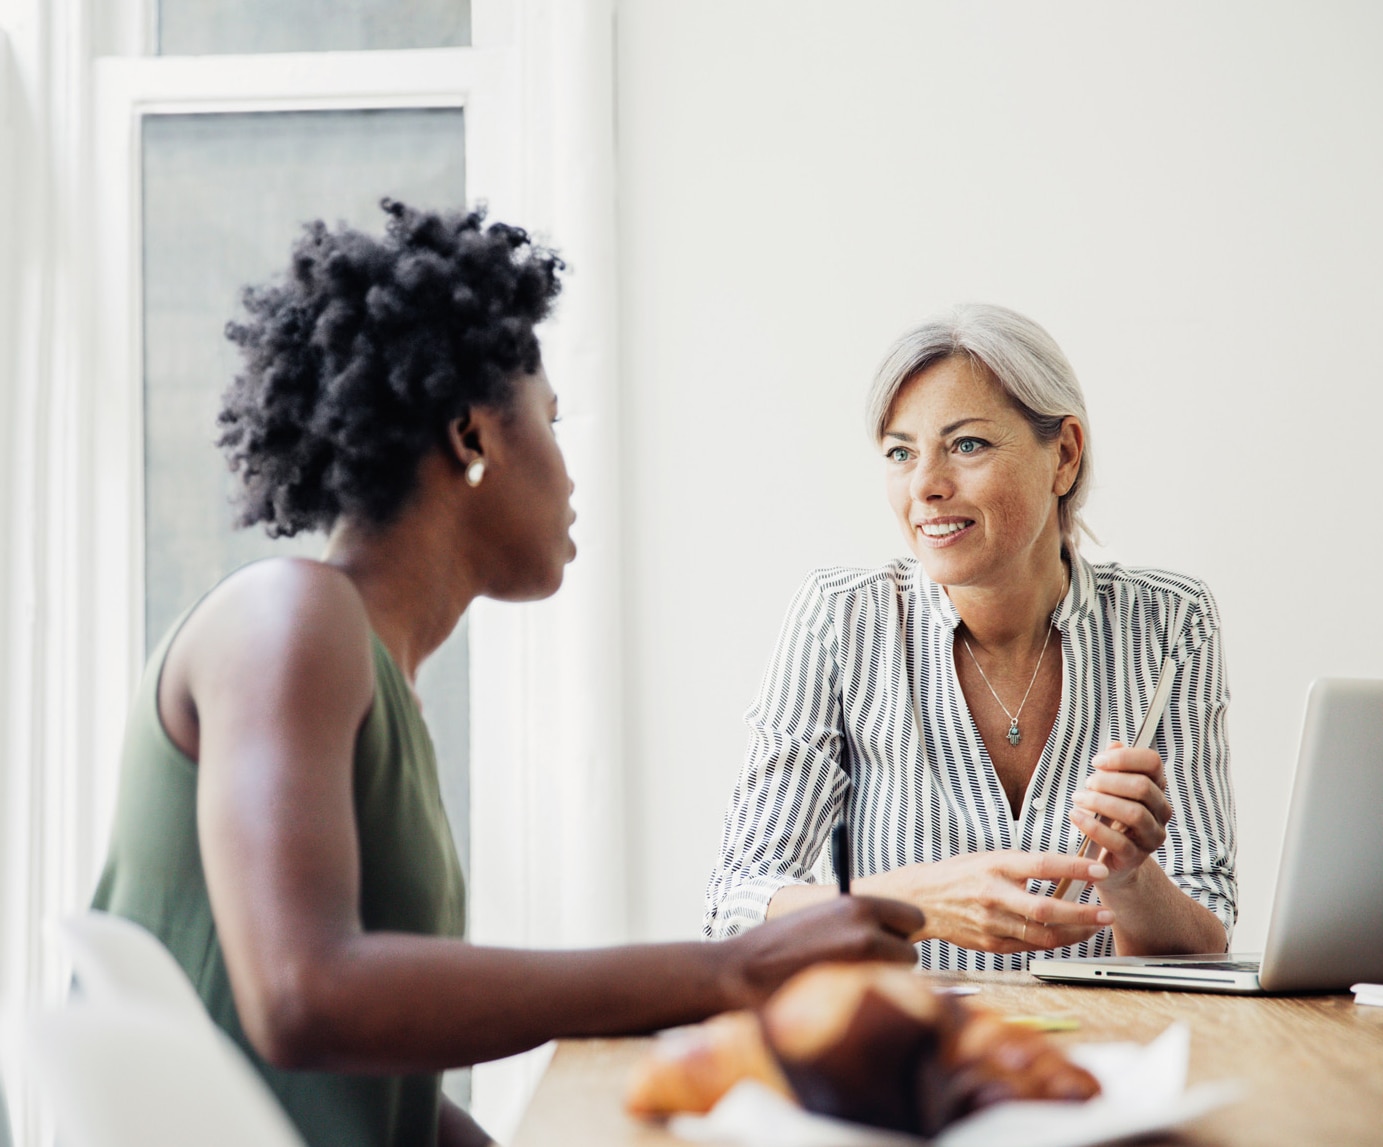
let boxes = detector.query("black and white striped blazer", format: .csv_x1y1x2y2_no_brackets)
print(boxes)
703,552,1237,971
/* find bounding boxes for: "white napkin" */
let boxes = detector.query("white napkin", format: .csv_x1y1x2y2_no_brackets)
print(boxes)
1351,983,1383,1007
669,1023,1241,1147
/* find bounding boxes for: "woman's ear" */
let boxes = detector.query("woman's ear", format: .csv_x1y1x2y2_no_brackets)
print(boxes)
1054,417,1084,496
447,411,498,489
445,414,483,467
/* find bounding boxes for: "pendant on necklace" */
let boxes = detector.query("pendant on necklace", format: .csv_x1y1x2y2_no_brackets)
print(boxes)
1007,719,1022,747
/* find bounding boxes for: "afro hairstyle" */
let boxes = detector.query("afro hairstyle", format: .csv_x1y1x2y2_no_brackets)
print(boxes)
217,198,564,537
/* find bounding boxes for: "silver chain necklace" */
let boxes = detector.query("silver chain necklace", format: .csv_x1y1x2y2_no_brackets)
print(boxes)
959,624,1053,747
958,566,1068,747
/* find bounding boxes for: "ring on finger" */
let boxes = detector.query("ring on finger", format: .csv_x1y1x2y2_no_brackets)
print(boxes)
1021,918,1029,943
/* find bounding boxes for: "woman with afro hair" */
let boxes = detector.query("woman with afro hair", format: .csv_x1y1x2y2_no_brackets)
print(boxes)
89,200,924,1147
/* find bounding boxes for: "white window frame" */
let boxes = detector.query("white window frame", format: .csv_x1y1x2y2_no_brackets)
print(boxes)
89,44,521,866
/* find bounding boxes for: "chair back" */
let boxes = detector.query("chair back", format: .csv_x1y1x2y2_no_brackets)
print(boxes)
58,912,206,1021
25,911,305,1146
26,1005,305,1147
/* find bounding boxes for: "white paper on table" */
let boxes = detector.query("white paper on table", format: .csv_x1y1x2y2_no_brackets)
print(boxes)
1351,982,1383,1007
668,1023,1242,1147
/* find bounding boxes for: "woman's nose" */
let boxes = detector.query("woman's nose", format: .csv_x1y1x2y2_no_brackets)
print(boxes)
908,455,951,501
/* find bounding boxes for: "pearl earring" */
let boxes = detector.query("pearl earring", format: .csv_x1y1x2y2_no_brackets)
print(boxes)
465,458,486,487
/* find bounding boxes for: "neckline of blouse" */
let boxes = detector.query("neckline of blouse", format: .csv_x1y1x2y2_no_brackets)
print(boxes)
912,550,1097,635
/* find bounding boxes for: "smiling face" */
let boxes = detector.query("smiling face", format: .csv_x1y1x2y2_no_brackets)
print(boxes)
881,356,1081,591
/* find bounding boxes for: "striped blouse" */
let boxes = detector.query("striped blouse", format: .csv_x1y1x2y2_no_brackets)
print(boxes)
703,552,1238,970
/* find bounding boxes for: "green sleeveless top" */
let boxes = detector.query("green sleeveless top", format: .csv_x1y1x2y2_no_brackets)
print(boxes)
91,612,466,1147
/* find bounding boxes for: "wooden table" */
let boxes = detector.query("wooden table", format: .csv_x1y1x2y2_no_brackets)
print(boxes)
511,971,1383,1146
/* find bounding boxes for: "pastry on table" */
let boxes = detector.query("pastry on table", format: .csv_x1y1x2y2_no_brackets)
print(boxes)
624,1009,794,1117
626,962,1100,1137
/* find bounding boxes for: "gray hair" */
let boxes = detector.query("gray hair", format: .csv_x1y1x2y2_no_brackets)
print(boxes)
867,303,1094,551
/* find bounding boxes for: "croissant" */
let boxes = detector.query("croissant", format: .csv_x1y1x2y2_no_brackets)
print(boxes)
624,1009,792,1117
626,962,1100,1137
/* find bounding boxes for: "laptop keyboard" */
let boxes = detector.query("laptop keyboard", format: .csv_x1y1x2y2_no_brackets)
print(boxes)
1142,959,1261,973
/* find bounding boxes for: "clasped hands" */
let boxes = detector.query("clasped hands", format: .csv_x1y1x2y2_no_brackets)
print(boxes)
852,742,1172,954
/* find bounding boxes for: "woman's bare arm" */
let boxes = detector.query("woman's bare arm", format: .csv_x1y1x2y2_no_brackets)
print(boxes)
184,562,923,1073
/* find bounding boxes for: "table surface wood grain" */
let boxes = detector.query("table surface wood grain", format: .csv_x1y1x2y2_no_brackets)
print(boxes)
510,971,1383,1147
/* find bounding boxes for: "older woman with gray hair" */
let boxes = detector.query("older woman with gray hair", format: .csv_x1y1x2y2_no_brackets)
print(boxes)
704,304,1236,970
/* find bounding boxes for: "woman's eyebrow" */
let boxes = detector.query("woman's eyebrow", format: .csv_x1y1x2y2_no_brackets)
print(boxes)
938,417,992,436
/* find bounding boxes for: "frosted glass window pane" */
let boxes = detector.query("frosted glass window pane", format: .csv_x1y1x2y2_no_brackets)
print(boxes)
141,108,470,879
158,0,469,54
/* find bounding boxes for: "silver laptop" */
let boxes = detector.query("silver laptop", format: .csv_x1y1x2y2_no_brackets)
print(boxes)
1031,677,1383,994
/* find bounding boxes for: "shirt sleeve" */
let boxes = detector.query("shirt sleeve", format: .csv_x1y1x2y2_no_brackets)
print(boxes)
702,574,850,939
1157,580,1239,942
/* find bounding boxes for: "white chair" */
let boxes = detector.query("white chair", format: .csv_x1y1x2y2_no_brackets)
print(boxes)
23,911,306,1147
57,912,208,1022
25,1004,306,1147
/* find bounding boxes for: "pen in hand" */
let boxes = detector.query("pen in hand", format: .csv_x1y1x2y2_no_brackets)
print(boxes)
1053,615,1184,902
831,820,852,895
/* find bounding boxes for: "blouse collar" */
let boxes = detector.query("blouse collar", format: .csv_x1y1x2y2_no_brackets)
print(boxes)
913,548,1098,634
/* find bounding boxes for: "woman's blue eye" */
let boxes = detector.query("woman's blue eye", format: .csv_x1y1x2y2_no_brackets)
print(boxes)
887,447,910,463
955,437,984,455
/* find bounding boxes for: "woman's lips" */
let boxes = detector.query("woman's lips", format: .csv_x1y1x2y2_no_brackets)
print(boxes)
913,518,975,548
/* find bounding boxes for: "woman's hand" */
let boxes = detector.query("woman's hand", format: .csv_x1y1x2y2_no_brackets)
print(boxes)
1070,741,1173,889
726,895,925,1006
1064,742,1227,956
854,851,1113,954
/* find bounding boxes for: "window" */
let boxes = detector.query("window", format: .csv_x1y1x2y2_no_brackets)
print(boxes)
141,107,467,641
95,14,518,859
156,0,471,55
139,100,474,861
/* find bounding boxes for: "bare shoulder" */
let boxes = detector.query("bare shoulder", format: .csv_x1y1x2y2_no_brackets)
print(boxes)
197,557,368,634
169,558,375,736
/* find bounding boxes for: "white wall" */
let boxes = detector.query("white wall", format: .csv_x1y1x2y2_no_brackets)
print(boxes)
616,0,1383,948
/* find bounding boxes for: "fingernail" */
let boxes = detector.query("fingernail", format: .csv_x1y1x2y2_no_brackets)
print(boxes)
1089,863,1109,879
1096,910,1115,924
1073,792,1093,806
